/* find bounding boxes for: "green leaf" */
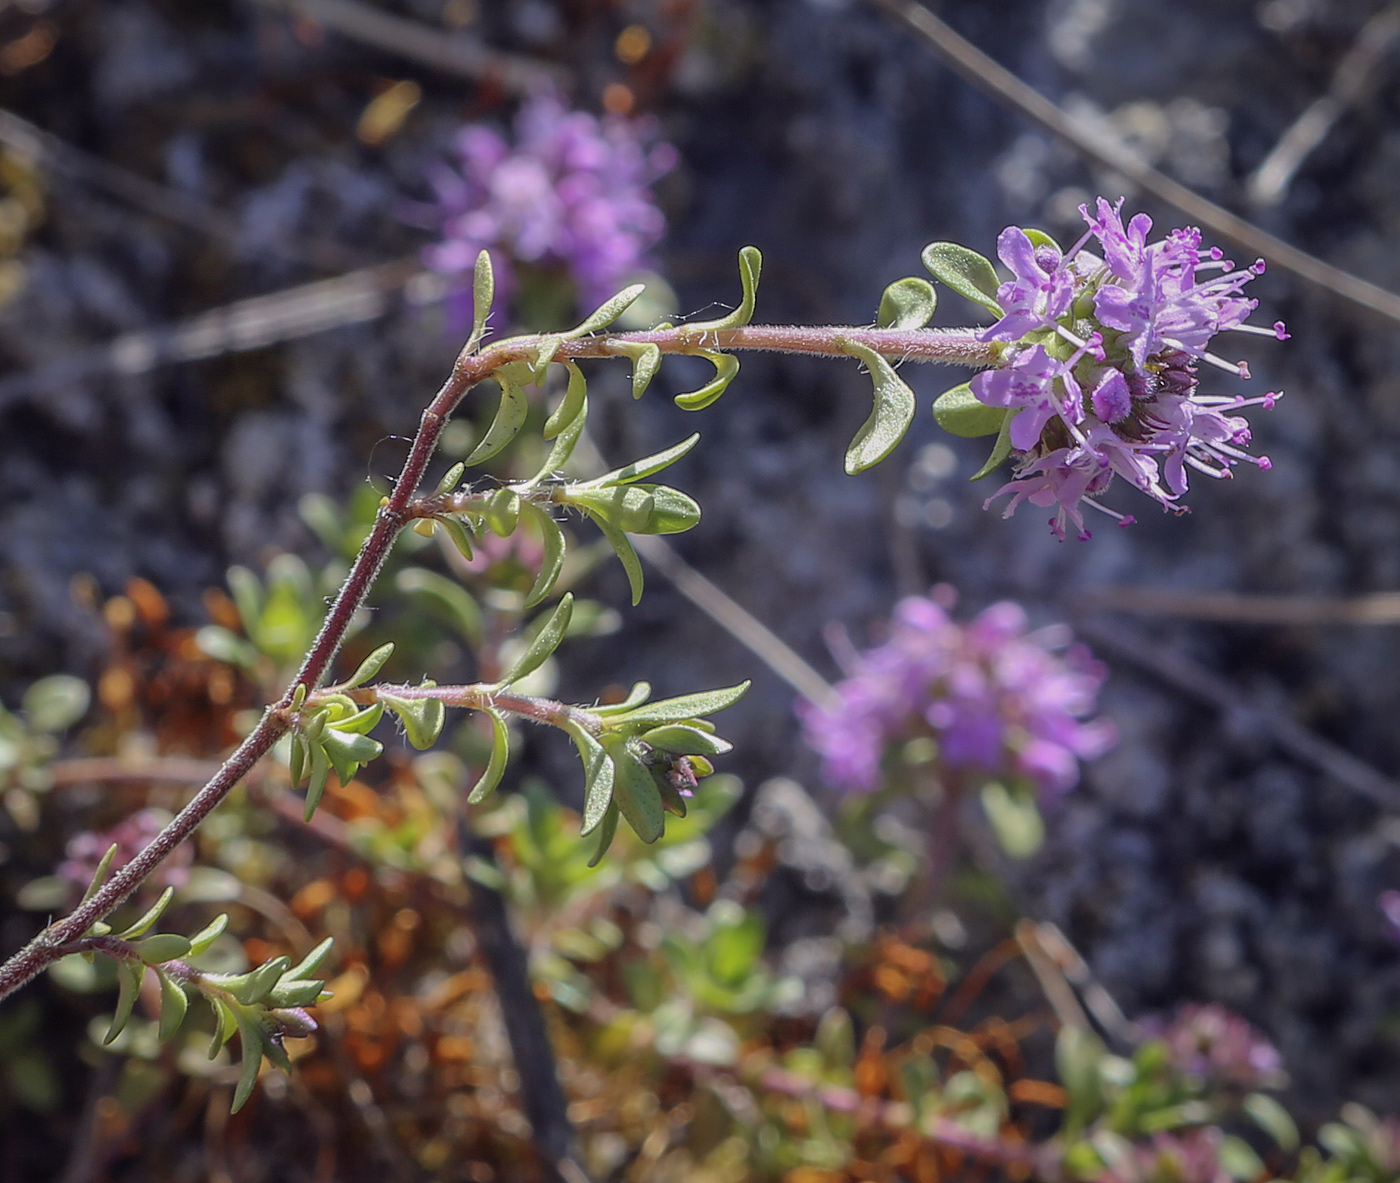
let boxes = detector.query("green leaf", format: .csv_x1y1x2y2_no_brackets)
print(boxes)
231,1010,265,1114
332,702,384,736
321,727,383,786
395,568,482,645
267,978,327,1007
485,487,521,537
543,360,587,439
23,675,90,733
466,249,494,352
157,970,189,1041
194,625,260,672
971,409,1018,481
1022,228,1058,250
521,504,567,608
342,643,395,689
226,565,263,638
208,997,238,1059
640,724,733,757
1244,1092,1299,1151
932,382,1007,438
288,735,307,787
1057,1026,1106,1136
605,738,664,844
1218,1136,1266,1182
304,737,331,820
618,341,662,399
463,375,528,465
587,512,644,605
225,957,291,1006
707,911,765,985
980,781,1044,859
921,242,1004,315
674,352,739,411
117,886,175,940
592,682,652,716
587,801,620,867
286,936,335,982
592,433,701,487
877,276,937,330
465,709,511,804
381,692,446,751
686,246,763,332
564,283,646,338
81,844,119,906
529,336,561,381
498,594,573,686
187,913,230,958
435,462,466,495
567,723,614,835
841,341,916,474
439,514,475,562
609,682,750,728
104,960,145,1045
136,933,192,963
566,484,699,536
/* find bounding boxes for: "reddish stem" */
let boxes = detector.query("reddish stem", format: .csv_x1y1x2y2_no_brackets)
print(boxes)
0,318,992,1004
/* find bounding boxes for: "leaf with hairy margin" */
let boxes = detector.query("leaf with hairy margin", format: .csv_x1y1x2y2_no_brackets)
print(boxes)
466,710,510,804
497,594,573,686
842,341,916,474
464,375,528,465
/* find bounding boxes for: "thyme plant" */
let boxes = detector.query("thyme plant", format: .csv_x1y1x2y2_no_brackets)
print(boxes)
0,196,1282,1112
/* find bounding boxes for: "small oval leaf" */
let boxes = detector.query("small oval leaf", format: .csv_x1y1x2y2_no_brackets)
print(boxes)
498,594,574,687
933,382,1008,438
842,341,915,475
921,242,1004,315
971,409,1018,481
463,376,528,466
521,504,567,609
606,738,664,844
877,276,937,330
342,644,395,690
466,710,510,804
674,352,738,411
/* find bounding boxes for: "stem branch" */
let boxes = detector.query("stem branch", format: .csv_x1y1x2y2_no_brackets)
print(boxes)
0,317,993,1003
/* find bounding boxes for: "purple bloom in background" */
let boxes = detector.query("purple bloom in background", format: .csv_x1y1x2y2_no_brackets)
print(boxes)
1104,1130,1232,1183
1142,1003,1286,1092
972,197,1282,539
797,590,1115,799
417,93,676,319
58,807,192,893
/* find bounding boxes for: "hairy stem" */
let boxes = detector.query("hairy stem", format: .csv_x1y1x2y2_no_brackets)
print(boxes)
0,318,992,1004
343,684,603,734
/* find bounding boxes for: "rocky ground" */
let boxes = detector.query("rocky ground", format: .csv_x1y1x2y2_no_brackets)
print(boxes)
3,0,1400,1129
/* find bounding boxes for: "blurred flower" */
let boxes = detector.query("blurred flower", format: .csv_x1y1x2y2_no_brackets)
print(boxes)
974,198,1283,539
58,807,191,892
1103,1130,1232,1183
416,92,676,318
1142,1003,1286,1092
797,589,1114,799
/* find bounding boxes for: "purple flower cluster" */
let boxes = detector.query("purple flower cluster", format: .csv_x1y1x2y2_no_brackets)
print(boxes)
1143,1003,1286,1092
1104,1130,1232,1183
58,807,191,893
419,93,676,316
797,591,1115,799
973,198,1284,540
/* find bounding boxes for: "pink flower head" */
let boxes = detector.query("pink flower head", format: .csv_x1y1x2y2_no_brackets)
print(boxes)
415,93,676,320
967,198,1282,537
798,591,1115,800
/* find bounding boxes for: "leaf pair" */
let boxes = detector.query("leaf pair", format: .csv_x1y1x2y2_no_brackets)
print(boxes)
556,435,702,604
563,681,749,860
289,696,390,821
